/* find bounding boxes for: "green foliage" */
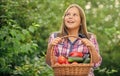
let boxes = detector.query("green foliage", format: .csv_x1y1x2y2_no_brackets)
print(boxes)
13,56,53,76
0,0,120,76
0,24,38,74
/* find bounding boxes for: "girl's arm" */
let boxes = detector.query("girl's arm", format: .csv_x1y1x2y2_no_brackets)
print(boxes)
81,34,102,68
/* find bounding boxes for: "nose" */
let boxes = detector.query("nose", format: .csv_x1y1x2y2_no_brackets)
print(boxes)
68,14,73,19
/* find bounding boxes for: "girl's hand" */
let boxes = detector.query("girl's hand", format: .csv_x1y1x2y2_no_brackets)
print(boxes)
81,38,94,48
50,37,62,46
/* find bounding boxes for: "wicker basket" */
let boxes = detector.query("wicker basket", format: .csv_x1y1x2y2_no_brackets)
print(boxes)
50,35,94,76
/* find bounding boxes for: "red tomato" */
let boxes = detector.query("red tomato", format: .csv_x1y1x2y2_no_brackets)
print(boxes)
57,56,67,64
65,59,70,64
69,51,83,57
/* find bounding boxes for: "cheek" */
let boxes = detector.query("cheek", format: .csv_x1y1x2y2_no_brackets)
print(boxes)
76,18,81,24
64,17,67,21
64,18,68,24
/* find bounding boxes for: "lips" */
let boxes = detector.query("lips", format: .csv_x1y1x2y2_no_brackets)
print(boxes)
67,20,74,23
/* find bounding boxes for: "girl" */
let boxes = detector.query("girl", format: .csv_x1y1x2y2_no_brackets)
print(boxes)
46,4,102,76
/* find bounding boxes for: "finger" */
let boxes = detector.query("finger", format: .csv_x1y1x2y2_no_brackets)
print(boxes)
81,38,85,41
81,39,88,46
52,41,58,45
58,38,62,43
56,37,62,43
51,40,58,45
53,40,61,45
85,43,90,47
54,40,59,44
81,39,86,44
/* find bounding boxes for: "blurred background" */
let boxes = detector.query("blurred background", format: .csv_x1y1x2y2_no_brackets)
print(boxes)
0,0,120,76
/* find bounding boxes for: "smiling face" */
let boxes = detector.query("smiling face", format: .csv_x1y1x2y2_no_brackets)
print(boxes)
64,7,81,31
60,4,89,38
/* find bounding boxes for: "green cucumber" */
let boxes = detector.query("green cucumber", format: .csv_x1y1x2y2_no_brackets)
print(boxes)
83,58,90,63
68,57,83,63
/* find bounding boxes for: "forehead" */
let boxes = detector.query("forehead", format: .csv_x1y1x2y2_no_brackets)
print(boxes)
66,7,79,13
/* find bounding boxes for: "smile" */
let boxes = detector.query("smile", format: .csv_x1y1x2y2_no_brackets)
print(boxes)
67,21,75,23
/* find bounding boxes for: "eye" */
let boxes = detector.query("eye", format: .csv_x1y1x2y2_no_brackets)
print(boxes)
73,13,78,16
65,13,70,16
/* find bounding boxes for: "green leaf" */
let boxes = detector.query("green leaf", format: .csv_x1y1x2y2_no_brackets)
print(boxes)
28,26,35,33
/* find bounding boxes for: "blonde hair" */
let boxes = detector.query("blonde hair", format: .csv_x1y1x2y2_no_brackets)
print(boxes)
59,4,90,39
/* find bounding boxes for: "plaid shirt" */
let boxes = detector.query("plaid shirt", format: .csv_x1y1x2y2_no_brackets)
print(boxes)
48,33,102,76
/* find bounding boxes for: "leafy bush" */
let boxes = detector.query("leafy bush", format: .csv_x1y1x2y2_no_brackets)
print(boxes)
13,56,53,76
0,0,120,76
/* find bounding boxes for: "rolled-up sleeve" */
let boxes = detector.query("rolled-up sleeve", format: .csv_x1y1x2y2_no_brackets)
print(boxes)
90,34,102,68
48,33,59,56
48,33,55,44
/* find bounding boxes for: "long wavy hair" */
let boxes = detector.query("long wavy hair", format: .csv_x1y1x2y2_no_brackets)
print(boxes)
58,4,90,39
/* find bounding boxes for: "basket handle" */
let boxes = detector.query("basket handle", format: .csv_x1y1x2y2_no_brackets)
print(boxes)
50,35,93,66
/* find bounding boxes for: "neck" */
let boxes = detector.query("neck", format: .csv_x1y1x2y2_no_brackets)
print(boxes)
67,29,79,43
68,29,79,36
